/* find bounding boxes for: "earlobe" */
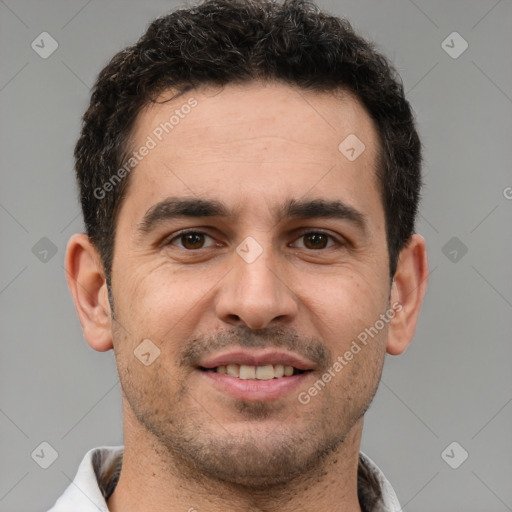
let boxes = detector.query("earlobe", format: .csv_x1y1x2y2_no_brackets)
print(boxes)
64,233,113,352
386,234,429,356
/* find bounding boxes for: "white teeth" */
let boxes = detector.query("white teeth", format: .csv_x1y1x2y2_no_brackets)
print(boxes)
256,365,275,380
214,364,298,379
226,364,239,377
239,365,256,379
274,364,285,378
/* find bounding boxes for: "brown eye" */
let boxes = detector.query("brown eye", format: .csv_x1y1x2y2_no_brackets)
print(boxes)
303,232,329,249
292,231,338,250
180,232,205,249
167,231,215,250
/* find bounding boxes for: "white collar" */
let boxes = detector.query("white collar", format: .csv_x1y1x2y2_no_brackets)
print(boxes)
47,445,401,512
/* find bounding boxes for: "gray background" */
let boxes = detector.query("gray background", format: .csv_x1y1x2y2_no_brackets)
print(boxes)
0,0,511,510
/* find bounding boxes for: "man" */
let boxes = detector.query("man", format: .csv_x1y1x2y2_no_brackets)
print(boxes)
49,0,428,510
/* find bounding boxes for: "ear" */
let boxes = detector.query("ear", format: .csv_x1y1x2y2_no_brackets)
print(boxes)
64,233,113,352
386,234,428,356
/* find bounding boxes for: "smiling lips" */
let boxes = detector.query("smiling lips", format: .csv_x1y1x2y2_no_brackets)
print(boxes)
214,363,297,380
197,349,315,399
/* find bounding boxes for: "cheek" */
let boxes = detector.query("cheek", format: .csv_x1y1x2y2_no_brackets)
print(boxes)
300,266,390,345
117,262,218,351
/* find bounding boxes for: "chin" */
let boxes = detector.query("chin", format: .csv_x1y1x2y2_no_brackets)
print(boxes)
162,420,348,490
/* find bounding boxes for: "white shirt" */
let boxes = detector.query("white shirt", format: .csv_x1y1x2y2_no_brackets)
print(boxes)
47,445,401,512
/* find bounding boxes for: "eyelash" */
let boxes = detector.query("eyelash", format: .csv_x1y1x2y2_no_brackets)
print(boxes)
164,229,343,251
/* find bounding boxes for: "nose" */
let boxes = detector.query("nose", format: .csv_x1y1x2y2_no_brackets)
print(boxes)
214,244,299,330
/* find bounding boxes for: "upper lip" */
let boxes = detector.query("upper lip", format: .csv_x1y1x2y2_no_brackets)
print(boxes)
198,349,316,371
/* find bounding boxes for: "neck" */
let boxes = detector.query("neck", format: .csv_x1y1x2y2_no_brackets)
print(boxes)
107,403,364,512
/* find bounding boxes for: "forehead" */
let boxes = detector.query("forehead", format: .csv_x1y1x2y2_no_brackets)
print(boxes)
121,81,382,228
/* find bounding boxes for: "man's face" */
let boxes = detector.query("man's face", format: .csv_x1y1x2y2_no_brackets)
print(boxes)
110,82,391,486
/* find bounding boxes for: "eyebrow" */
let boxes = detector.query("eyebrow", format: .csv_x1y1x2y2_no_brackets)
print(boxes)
136,196,367,238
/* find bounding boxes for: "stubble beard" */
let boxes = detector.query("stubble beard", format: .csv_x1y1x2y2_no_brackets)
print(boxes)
114,323,385,491
121,367,381,491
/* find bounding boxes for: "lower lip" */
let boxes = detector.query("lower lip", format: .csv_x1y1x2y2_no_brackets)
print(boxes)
199,370,311,401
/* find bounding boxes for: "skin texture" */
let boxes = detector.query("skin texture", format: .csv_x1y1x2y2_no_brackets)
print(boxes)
65,81,428,512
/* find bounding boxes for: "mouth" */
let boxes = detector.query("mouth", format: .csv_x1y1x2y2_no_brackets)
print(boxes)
199,364,309,380
196,350,315,401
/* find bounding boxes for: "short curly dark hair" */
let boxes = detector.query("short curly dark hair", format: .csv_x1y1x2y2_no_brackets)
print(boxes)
74,0,422,287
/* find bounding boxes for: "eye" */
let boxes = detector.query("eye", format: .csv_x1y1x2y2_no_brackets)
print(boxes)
164,229,342,252
166,230,217,250
291,231,340,250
